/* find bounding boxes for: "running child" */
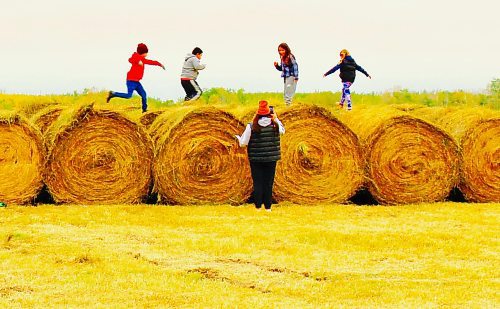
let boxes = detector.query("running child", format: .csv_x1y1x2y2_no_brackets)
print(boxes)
107,43,165,113
181,47,206,101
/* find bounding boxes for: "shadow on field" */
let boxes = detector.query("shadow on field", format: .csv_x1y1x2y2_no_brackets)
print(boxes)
33,186,467,205
34,185,55,204
447,187,466,202
349,189,378,205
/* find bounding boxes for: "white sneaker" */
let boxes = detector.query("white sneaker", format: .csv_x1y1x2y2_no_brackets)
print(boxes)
265,209,272,212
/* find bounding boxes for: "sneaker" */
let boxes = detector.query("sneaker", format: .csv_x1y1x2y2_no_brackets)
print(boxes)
265,208,271,212
106,91,113,103
142,109,148,113
337,102,344,109
256,207,262,211
347,106,352,111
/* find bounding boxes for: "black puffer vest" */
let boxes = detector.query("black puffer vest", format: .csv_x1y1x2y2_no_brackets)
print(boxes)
247,124,281,162
339,58,357,83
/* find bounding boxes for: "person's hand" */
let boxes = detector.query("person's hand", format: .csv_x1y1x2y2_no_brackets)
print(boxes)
138,61,143,66
368,75,372,79
294,78,298,83
273,61,278,66
160,64,166,70
323,74,327,77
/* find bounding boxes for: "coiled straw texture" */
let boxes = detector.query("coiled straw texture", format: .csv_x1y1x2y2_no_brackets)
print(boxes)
150,106,251,204
0,112,45,204
273,105,364,204
341,108,460,204
44,104,153,204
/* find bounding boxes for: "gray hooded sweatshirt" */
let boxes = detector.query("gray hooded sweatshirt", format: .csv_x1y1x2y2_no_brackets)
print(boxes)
181,54,206,80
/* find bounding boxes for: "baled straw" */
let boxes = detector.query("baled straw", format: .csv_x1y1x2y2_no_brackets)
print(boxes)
340,107,459,204
151,106,251,204
44,105,153,204
273,105,364,204
30,105,64,134
460,118,499,202
413,107,499,202
0,112,45,204
139,110,165,129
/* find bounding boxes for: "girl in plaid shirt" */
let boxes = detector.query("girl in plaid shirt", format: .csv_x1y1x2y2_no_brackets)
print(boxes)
274,43,299,106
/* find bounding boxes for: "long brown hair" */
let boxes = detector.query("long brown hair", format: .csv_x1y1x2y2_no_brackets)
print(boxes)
278,43,295,65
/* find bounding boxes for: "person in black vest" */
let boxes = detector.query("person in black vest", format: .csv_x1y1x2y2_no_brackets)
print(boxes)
236,100,285,212
323,49,371,111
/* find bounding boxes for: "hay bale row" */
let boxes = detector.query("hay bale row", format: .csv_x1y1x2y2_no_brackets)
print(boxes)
2,103,497,205
0,112,45,204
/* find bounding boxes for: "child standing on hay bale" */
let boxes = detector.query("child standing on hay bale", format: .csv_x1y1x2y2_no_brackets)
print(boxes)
107,43,165,113
236,100,285,212
274,43,299,106
323,49,371,111
181,47,206,101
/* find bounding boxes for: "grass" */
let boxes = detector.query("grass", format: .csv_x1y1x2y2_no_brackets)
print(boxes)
1,203,498,307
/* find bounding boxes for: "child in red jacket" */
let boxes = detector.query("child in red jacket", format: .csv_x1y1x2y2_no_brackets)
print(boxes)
107,43,165,113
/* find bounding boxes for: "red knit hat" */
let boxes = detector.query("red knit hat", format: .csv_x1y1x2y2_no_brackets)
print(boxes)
257,100,270,115
137,43,148,55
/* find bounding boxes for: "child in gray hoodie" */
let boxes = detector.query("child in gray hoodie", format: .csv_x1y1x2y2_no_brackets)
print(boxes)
181,47,206,101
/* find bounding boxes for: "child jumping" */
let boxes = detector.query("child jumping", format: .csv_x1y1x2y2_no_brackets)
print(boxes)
181,47,206,101
107,43,165,113
323,49,371,111
274,43,299,106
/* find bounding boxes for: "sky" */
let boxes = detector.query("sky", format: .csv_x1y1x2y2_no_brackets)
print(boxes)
1,0,499,101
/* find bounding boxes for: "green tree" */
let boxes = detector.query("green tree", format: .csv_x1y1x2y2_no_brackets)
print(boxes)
488,78,500,94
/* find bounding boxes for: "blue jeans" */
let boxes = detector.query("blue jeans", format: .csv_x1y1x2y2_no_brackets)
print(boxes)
112,80,148,111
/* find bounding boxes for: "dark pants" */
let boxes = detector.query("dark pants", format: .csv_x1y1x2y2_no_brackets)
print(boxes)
111,80,148,112
181,79,202,101
249,161,277,209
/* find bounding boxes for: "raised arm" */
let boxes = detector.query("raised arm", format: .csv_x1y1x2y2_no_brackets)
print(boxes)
355,63,370,78
323,64,341,77
274,62,282,71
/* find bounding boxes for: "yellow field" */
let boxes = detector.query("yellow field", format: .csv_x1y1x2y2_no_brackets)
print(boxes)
1,203,498,308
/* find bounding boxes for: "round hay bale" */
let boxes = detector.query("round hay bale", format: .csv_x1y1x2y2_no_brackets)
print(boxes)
139,110,165,129
460,118,499,202
151,106,251,204
342,108,460,204
0,112,45,204
412,107,499,202
31,106,64,134
44,106,153,204
273,105,364,204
